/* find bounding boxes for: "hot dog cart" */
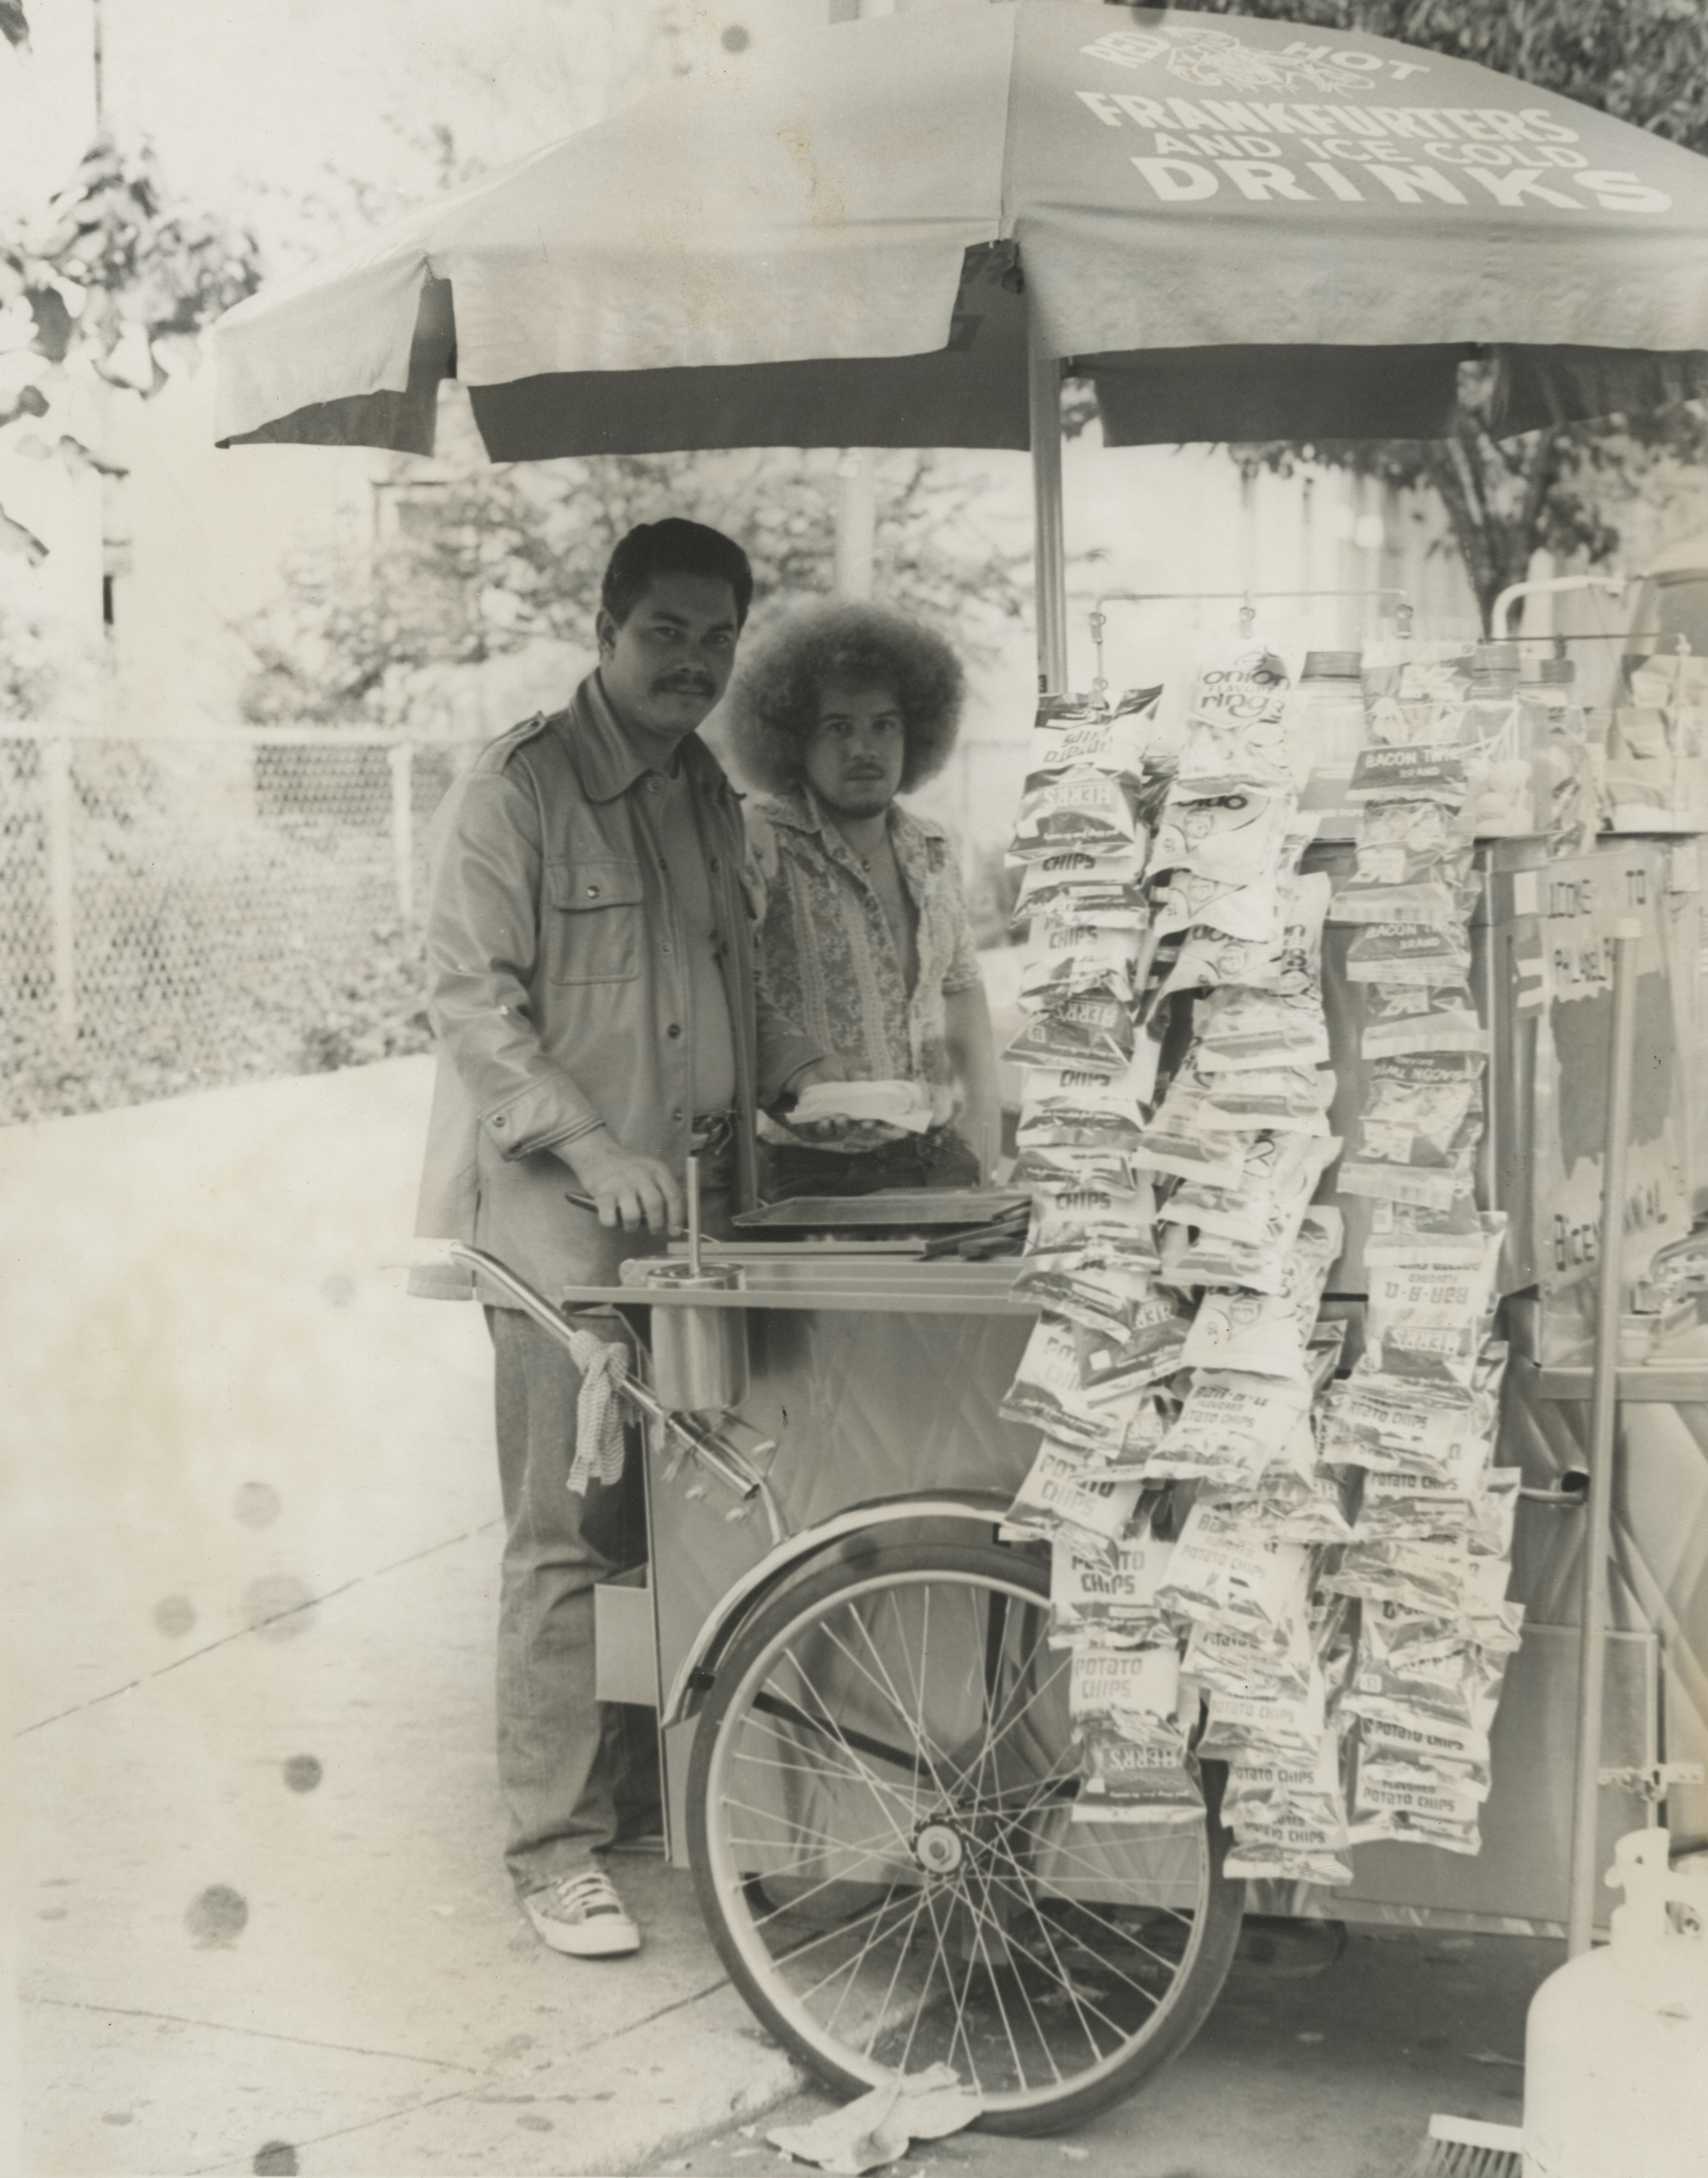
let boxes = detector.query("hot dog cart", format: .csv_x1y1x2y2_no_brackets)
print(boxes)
441,771,1708,2129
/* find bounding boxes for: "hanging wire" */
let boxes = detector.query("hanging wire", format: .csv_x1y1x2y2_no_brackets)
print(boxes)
1086,588,1413,701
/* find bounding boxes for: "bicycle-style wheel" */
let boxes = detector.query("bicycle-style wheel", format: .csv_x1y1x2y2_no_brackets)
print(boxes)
686,1540,1242,2135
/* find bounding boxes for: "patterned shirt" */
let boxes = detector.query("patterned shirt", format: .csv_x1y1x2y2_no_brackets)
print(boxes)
744,786,984,1126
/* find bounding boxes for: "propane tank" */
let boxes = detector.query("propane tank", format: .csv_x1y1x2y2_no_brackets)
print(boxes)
1522,1829,1708,2178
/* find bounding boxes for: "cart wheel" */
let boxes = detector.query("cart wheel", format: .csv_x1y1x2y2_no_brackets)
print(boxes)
686,1540,1242,2135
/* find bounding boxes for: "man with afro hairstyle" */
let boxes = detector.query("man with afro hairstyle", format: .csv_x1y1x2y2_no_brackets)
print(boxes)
727,600,1001,1199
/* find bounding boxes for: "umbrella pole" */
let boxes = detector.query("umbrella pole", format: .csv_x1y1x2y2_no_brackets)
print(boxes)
1566,918,1641,1957
1028,329,1067,695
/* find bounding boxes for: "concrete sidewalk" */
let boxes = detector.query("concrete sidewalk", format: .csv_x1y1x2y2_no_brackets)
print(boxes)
5,1060,799,2176
651,1921,1548,2178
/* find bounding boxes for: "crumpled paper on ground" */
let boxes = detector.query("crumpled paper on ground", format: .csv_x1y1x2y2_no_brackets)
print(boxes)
768,2065,982,2173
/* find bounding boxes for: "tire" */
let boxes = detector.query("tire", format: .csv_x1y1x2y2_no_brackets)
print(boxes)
686,1540,1243,2135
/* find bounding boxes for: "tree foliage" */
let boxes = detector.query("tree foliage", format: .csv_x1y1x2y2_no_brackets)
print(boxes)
0,135,265,555
241,419,1031,732
1185,0,1708,149
29,138,266,361
0,599,50,713
1232,375,1708,633
1187,0,1708,627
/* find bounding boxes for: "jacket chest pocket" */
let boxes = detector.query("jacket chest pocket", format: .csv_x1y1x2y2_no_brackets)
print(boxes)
544,857,645,984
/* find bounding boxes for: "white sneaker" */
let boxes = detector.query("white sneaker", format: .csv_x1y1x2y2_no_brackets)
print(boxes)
523,1867,641,1958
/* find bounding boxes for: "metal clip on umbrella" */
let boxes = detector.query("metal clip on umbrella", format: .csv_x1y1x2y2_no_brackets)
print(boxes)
1566,918,1642,1958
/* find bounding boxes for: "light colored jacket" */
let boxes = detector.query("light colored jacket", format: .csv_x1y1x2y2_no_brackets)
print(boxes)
413,673,822,1299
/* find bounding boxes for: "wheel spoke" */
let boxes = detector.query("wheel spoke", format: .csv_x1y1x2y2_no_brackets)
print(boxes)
719,1800,905,1865
727,1729,922,1852
770,1884,926,1984
750,1682,934,1781
859,1882,939,2064
985,1870,1129,2061
731,1707,915,1796
888,1585,933,1789
810,1614,954,1802
993,1793,1204,1911
937,1890,981,2085
842,1594,956,1801
940,1636,1070,1801
959,1855,1067,2091
769,1637,934,1815
822,1881,931,2038
714,1803,915,1908
726,1741,914,1825
978,1822,1197,1997
895,1876,957,2077
791,1884,933,2008
950,1849,1126,2065
955,1854,1058,2094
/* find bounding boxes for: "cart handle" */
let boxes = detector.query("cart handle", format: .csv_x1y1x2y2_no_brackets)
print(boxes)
446,1243,788,1545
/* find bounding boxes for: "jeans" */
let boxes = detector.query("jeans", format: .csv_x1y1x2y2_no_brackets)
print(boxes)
760,1124,982,1202
486,1144,734,1896
488,1304,655,1895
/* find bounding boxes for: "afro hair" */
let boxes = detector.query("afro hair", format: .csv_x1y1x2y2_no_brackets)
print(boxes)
725,601,965,798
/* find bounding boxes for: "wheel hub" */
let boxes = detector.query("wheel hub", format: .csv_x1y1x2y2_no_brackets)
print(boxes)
912,1817,969,1877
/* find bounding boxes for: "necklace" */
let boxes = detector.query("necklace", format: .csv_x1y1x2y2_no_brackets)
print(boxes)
840,820,887,875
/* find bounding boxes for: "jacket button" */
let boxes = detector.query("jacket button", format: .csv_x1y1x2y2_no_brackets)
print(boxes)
492,1115,507,1131
666,1023,682,1038
585,884,600,898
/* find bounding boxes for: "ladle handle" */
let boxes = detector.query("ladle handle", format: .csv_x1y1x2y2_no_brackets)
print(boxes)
686,1154,702,1277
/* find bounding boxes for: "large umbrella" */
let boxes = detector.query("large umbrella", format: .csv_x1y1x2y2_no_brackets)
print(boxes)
213,0,1708,682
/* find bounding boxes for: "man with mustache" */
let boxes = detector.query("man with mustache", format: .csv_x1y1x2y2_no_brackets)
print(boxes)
414,520,836,1959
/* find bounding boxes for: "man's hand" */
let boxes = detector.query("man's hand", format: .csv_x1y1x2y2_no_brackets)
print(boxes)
560,1130,684,1235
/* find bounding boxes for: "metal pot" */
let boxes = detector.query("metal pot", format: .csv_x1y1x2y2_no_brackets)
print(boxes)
644,1155,747,1416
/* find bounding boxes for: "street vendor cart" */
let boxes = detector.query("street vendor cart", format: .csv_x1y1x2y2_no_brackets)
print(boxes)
211,0,1708,2138
453,1200,1246,2132
432,762,1708,2129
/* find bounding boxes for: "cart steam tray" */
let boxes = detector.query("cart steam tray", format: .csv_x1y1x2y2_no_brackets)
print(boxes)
732,1189,1029,1235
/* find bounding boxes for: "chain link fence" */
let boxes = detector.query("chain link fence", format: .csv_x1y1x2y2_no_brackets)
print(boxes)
0,728,480,1124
